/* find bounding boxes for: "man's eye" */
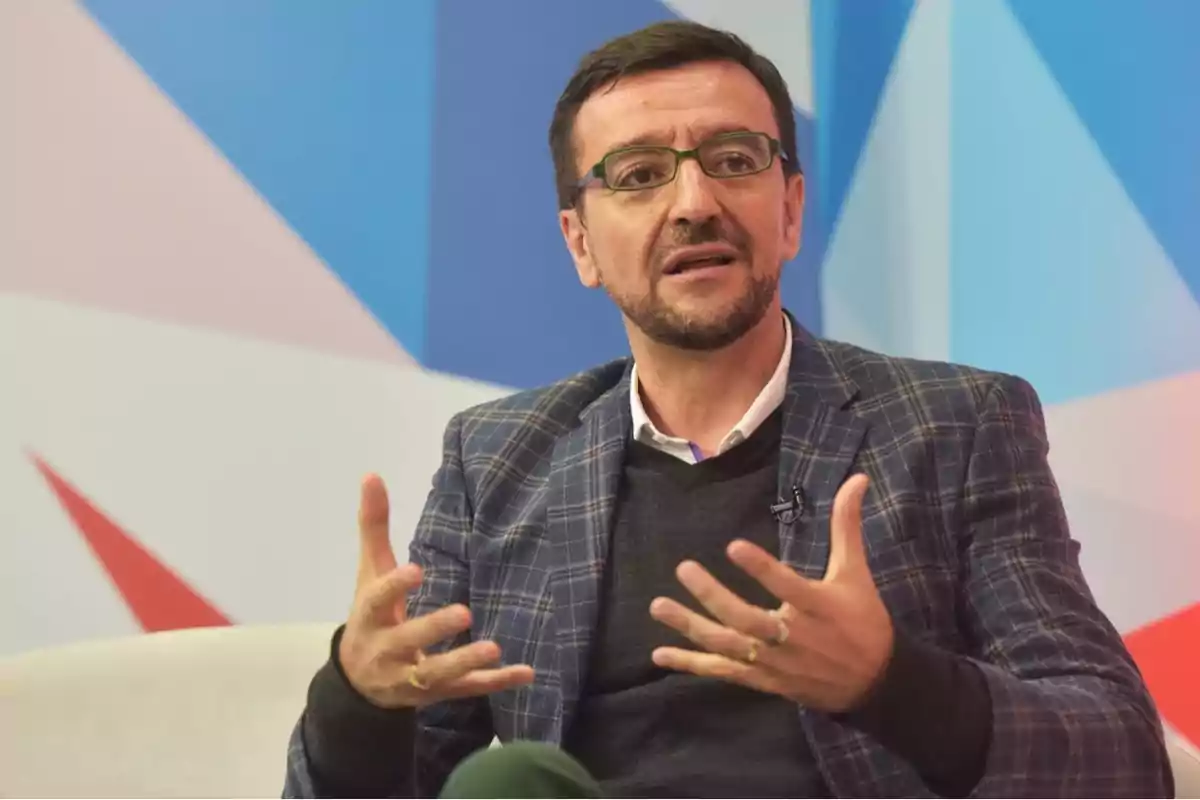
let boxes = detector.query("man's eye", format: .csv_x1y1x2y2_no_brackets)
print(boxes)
708,152,757,175
614,163,668,189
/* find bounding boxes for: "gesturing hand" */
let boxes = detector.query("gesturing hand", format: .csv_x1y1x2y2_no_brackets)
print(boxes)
337,474,535,709
648,473,894,713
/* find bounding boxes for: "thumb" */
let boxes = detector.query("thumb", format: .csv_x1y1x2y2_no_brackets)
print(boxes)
825,473,871,582
357,473,397,580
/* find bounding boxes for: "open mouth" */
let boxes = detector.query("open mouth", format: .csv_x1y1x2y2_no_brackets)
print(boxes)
665,254,737,275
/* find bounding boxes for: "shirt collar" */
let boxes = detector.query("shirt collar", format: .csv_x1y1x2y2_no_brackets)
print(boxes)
630,314,792,462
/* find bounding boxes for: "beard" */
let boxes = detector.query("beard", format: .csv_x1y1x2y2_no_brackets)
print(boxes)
604,217,779,351
610,270,777,351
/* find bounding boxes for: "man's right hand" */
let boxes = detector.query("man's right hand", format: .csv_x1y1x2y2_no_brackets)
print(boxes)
337,474,535,709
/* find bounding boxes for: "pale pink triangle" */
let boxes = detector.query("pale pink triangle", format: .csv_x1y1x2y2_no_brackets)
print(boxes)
0,1,412,365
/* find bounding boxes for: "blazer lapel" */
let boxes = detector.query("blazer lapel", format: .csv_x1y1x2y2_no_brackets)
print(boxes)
545,370,632,741
778,324,915,796
775,324,869,577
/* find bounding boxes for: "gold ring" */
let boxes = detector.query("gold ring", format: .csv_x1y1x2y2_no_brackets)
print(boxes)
407,666,430,691
406,649,429,691
767,604,793,646
771,602,797,622
745,639,760,664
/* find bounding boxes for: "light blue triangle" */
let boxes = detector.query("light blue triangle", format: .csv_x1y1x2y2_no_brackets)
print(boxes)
82,0,436,360
1008,0,1200,306
950,0,1200,405
821,0,951,361
810,0,915,233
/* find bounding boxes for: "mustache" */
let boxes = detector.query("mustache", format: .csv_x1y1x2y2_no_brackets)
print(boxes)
653,218,750,264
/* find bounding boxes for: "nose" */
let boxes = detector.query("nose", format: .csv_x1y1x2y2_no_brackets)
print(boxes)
666,158,721,226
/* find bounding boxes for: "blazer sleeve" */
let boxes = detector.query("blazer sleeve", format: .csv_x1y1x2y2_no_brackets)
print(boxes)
959,374,1173,798
282,412,494,798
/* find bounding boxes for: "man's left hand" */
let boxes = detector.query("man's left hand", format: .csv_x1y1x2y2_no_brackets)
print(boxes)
649,473,895,713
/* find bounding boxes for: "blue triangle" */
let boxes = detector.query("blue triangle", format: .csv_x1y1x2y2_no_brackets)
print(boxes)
81,0,437,359
1008,0,1200,306
951,0,1200,404
810,0,914,234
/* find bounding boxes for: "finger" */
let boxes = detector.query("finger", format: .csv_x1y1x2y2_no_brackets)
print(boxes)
438,664,536,701
380,603,473,657
669,561,782,642
726,539,821,612
651,646,772,693
359,565,422,627
826,473,871,581
412,640,505,687
649,596,767,664
358,473,397,579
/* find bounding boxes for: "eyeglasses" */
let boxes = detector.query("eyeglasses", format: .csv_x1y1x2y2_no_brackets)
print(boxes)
575,131,788,200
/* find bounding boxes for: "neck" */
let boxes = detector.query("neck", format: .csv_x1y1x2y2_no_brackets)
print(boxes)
630,306,787,454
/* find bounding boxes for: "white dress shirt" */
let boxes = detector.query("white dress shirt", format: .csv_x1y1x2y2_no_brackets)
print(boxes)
629,315,792,464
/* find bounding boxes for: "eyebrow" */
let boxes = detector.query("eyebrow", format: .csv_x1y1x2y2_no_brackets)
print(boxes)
603,124,756,153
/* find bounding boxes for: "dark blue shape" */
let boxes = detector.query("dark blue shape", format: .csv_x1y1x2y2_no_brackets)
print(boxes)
1008,0,1200,303
81,0,438,358
781,111,825,336
809,0,914,234
425,0,672,388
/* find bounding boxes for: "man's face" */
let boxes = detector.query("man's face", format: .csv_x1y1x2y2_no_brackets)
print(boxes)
560,59,805,351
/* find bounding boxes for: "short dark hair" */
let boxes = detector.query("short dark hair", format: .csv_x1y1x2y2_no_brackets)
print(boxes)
549,20,801,211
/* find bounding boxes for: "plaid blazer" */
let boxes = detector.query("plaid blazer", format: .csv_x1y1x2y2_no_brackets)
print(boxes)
285,323,1171,798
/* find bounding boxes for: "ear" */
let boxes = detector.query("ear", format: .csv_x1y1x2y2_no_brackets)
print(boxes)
560,207,601,288
782,171,805,260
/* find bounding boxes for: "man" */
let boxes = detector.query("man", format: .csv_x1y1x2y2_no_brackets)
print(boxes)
283,20,1172,799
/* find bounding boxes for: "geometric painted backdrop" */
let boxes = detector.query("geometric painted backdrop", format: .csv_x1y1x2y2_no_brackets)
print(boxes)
0,0,1196,753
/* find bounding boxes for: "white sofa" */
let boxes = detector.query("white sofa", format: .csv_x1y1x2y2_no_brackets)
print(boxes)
0,623,334,798
2,623,1198,797
1171,732,1200,799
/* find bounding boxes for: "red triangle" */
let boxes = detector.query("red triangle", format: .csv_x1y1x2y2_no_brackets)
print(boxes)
1124,601,1200,748
31,454,231,632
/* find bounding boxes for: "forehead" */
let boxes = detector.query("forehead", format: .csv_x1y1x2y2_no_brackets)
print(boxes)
572,60,778,165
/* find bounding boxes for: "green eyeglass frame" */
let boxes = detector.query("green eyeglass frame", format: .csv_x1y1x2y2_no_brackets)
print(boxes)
573,131,792,203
